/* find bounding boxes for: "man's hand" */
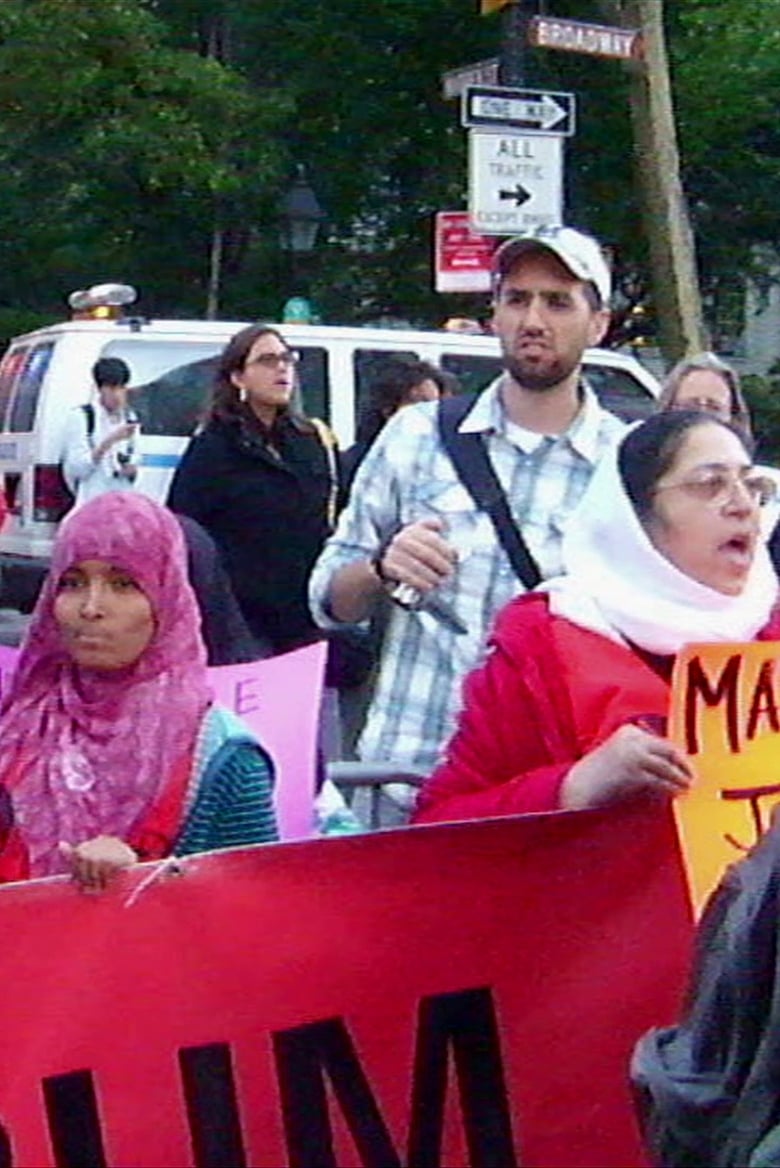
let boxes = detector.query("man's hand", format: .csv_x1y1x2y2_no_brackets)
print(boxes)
93,422,138,464
377,518,457,594
110,421,138,445
59,836,138,892
560,724,694,811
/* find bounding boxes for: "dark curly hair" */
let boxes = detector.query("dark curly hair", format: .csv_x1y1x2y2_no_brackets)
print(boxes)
208,323,313,434
355,357,446,446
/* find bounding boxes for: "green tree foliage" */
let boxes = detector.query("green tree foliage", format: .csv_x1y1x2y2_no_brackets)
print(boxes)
1,0,780,335
209,0,497,323
664,0,780,347
0,0,288,326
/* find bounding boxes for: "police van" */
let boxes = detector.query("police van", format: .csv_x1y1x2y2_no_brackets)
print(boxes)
0,284,661,608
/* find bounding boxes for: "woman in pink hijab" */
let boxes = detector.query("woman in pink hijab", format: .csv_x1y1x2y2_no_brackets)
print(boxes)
0,493,277,889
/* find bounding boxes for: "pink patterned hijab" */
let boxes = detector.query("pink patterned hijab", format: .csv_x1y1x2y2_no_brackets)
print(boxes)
0,492,213,876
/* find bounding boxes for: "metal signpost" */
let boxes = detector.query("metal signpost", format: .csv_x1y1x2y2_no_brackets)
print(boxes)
464,80,574,236
438,8,640,271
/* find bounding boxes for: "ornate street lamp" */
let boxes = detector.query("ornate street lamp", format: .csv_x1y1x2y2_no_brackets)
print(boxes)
278,165,326,322
278,165,326,255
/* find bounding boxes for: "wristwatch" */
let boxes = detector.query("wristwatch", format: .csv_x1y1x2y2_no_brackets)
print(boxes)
370,533,398,585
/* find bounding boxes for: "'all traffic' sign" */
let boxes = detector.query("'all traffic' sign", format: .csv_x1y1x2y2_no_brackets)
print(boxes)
468,131,562,235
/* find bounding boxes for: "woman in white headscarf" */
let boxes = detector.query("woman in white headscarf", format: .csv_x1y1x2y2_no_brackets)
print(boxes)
413,410,780,824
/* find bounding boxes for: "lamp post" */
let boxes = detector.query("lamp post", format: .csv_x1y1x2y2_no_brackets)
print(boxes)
278,165,326,322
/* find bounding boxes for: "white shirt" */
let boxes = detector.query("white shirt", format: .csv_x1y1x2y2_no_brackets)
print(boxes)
62,401,140,509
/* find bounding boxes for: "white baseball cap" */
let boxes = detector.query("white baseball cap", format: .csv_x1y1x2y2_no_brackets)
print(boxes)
492,225,612,307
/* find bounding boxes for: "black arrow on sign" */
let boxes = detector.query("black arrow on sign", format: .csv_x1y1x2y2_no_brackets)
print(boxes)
499,185,532,207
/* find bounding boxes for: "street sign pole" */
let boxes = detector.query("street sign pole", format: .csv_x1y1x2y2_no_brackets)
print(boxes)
499,1,531,86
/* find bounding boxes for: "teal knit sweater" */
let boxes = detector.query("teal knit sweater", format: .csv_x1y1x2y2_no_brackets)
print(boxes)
175,706,279,855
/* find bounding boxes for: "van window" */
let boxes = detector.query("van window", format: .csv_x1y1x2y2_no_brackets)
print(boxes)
0,347,28,429
132,356,218,437
9,343,54,432
297,347,328,421
104,340,227,437
584,365,656,422
441,354,502,396
353,349,418,431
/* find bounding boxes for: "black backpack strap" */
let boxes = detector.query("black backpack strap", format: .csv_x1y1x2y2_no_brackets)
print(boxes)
437,395,542,591
81,403,96,443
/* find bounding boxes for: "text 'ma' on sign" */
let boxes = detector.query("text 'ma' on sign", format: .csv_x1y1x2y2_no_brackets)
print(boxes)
528,15,642,61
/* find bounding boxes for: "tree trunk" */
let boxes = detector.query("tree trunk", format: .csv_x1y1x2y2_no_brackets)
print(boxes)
206,222,223,320
621,0,708,362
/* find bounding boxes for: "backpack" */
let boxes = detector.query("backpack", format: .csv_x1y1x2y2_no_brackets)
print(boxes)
631,820,780,1167
58,404,96,517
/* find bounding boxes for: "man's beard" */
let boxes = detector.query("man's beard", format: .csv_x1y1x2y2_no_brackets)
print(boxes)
503,352,580,392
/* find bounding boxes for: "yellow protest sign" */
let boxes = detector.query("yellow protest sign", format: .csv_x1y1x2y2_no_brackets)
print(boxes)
669,641,780,912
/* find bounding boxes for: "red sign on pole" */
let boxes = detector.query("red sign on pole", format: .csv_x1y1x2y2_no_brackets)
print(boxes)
434,211,497,293
528,15,642,61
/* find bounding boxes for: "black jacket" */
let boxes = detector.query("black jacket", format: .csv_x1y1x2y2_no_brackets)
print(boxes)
174,514,258,666
167,413,332,651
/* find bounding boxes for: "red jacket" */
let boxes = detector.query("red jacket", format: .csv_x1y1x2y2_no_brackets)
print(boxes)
413,594,780,826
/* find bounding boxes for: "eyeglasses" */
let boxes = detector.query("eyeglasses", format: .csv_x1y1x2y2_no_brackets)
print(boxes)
244,350,299,370
670,398,732,420
654,469,778,508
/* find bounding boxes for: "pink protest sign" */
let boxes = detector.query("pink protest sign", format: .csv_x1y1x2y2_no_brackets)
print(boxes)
0,641,325,841
208,642,326,840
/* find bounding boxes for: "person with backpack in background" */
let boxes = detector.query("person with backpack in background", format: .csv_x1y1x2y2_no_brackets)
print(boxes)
61,357,140,509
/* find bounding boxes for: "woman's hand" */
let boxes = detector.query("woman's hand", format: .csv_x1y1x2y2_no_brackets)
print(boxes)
59,836,138,892
560,724,694,811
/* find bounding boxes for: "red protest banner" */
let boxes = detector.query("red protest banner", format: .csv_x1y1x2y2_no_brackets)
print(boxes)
0,801,692,1167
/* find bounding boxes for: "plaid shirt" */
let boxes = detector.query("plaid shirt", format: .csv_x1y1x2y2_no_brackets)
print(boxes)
309,378,626,772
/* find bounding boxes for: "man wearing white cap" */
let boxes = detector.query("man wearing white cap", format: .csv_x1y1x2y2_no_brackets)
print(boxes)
310,225,625,781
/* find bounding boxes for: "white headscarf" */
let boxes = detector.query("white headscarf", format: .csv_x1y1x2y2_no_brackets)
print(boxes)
545,427,778,654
